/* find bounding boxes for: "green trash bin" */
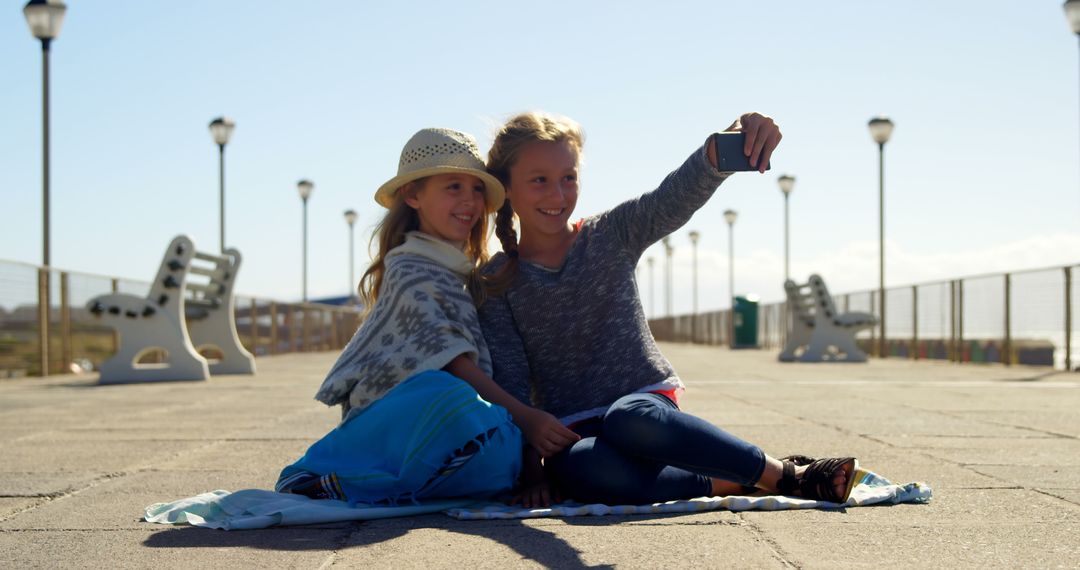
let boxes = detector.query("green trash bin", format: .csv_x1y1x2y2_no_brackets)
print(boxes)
732,295,759,348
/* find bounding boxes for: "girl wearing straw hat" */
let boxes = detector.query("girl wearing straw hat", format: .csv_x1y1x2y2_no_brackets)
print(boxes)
480,112,860,508
276,128,578,505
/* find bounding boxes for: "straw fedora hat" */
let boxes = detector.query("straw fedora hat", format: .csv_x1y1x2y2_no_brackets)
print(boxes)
375,128,505,211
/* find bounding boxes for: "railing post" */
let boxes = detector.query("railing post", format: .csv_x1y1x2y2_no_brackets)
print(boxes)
758,308,763,348
320,309,328,351
880,287,888,359
727,310,732,347
110,278,119,355
283,305,293,353
1066,266,1073,371
912,284,918,360
249,298,258,354
302,306,311,352
269,302,278,355
949,280,956,362
781,302,788,349
340,311,347,349
1003,273,1011,366
330,310,339,350
60,271,71,373
327,312,332,349
869,290,877,357
37,268,49,377
958,279,965,363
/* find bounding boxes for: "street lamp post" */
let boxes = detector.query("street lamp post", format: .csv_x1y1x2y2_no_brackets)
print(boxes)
688,231,700,342
297,180,314,302
777,174,796,349
1065,1,1080,209
344,209,358,299
777,174,795,282
661,236,673,317
646,256,655,319
24,0,67,376
208,117,236,252
688,231,700,315
723,210,738,347
869,116,895,359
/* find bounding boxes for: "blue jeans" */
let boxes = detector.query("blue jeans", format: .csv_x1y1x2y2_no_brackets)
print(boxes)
546,393,766,505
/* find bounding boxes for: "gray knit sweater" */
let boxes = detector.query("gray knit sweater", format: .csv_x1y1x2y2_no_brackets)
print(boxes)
478,143,730,424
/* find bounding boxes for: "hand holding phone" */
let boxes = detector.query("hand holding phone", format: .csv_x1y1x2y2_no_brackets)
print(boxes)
712,112,782,173
712,132,771,172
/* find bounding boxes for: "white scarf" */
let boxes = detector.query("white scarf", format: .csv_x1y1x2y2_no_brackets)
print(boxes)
386,231,474,276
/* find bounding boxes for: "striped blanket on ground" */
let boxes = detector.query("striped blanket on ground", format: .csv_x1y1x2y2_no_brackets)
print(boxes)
144,467,931,530
444,467,931,520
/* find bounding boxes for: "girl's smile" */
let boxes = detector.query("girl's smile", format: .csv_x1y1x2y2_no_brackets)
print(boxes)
406,173,486,247
506,140,580,238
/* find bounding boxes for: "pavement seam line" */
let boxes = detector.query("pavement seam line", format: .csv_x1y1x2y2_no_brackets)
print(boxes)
0,439,227,524
713,393,1009,489
857,395,1079,441
736,512,799,569
1032,489,1080,508
316,522,366,569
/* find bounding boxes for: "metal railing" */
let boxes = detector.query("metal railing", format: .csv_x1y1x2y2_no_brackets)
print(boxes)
0,259,361,378
649,263,1079,371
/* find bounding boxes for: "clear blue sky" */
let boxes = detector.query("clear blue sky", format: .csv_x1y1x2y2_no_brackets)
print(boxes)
2,1,1078,315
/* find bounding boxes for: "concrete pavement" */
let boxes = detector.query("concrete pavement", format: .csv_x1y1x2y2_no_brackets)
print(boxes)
1,344,1078,568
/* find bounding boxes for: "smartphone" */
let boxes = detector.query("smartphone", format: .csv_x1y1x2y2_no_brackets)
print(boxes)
713,132,771,172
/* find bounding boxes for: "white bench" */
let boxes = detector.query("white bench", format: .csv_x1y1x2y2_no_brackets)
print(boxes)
87,235,256,384
778,274,877,363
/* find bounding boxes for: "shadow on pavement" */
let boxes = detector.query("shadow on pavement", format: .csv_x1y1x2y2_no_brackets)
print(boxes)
142,523,357,551
141,515,637,568
1002,370,1077,382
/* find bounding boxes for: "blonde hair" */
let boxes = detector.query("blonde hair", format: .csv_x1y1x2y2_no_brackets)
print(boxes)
358,177,492,315
485,111,585,296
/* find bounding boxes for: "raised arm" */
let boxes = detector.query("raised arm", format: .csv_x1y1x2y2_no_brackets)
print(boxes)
603,112,781,258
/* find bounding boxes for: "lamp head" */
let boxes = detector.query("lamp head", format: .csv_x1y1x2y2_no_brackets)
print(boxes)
1066,0,1080,34
23,0,66,42
777,174,795,195
297,179,314,201
209,117,236,146
723,209,738,226
868,116,894,145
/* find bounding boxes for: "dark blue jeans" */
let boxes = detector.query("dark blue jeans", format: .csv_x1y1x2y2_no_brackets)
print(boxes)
546,393,766,505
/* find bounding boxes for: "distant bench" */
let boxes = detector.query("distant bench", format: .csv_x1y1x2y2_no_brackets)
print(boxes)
779,274,877,363
88,235,256,384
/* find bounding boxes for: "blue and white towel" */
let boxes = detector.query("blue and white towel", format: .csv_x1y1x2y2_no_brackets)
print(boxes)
144,489,472,530
445,469,931,519
144,468,931,530
276,371,522,506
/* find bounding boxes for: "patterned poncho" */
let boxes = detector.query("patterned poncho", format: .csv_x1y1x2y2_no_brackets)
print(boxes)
314,232,491,416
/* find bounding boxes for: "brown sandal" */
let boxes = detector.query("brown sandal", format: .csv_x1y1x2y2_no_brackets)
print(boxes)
780,454,816,466
777,456,857,503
